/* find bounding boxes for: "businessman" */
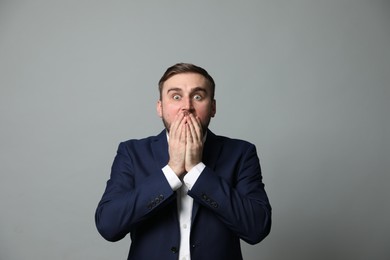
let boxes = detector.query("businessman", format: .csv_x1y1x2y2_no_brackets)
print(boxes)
95,63,271,260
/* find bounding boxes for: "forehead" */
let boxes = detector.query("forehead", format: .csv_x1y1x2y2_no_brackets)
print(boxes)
162,73,209,92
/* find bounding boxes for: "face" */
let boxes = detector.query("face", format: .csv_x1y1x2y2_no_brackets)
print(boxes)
157,73,216,133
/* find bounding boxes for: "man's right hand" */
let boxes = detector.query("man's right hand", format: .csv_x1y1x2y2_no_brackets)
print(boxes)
168,112,187,177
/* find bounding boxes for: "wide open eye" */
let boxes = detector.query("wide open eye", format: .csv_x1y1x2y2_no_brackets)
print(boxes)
173,94,181,100
193,94,202,101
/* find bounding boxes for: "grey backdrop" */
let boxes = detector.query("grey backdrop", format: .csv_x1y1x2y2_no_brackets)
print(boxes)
0,1,389,259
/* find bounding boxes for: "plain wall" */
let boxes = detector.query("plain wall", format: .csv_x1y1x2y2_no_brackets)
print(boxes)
0,1,389,259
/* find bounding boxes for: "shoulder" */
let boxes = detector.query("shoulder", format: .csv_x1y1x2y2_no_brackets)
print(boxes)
207,130,253,145
208,130,256,150
118,130,166,149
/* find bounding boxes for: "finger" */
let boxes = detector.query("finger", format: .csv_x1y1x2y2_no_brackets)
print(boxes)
184,115,194,141
188,114,202,141
174,116,186,143
180,117,187,142
186,122,193,144
170,112,185,139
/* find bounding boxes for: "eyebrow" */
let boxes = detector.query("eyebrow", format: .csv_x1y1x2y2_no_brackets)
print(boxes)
192,87,208,94
166,87,208,94
166,87,182,94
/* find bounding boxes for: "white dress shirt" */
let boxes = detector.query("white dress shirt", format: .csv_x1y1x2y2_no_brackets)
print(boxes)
162,133,206,260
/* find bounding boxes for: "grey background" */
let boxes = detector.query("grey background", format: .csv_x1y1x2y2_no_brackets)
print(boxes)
0,1,389,259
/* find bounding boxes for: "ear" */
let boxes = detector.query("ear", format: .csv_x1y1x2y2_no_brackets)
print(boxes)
156,100,163,118
211,99,216,117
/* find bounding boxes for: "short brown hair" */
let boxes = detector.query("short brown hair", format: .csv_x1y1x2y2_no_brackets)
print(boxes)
158,63,215,100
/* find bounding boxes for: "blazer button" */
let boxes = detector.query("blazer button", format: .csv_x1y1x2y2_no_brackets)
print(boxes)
171,246,178,254
211,201,219,208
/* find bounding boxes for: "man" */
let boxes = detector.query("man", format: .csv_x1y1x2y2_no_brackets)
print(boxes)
95,63,271,260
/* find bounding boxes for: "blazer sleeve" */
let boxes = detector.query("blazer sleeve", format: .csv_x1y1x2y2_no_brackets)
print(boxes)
95,141,175,242
188,143,271,244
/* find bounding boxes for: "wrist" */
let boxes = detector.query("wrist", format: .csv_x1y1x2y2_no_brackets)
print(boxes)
168,162,185,177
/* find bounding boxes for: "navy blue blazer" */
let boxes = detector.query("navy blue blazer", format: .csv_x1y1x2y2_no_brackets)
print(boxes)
95,130,271,260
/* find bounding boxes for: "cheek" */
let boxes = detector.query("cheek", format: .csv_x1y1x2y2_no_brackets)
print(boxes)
195,105,213,119
162,103,180,118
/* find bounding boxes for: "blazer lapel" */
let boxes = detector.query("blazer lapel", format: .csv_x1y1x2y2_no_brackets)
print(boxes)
151,130,182,232
191,129,223,223
201,130,222,170
151,130,169,168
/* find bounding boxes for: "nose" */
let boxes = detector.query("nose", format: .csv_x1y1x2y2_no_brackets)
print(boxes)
182,97,194,113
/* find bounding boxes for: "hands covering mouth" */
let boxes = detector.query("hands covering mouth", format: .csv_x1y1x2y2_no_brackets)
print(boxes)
167,111,204,177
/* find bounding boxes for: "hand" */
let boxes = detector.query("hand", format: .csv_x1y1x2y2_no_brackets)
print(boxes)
167,112,186,177
184,113,203,172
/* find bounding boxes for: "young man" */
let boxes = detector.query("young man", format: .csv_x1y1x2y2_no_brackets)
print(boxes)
95,63,271,260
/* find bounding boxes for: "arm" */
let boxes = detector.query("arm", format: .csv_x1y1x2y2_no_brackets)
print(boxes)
188,143,272,244
95,142,176,242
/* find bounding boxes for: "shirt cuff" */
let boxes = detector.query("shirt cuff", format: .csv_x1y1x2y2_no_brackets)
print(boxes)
162,165,183,191
183,162,206,190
